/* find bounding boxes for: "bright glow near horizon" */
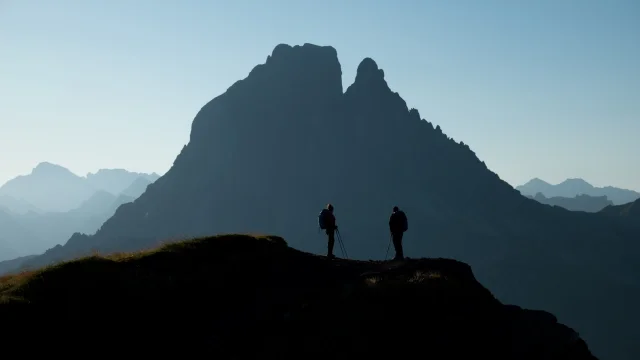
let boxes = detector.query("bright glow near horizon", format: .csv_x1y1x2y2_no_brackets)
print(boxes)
1,0,638,190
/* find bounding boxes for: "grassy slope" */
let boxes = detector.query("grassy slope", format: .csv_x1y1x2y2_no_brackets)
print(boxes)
0,234,597,359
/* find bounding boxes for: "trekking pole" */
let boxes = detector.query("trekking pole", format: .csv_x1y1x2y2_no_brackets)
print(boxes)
336,229,348,259
384,234,392,260
340,234,348,259
336,230,345,257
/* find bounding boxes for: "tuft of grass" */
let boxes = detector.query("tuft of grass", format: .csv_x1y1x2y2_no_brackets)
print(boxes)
0,270,37,292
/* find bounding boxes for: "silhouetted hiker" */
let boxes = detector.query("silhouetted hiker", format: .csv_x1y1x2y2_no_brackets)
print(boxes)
318,203,338,258
388,206,408,260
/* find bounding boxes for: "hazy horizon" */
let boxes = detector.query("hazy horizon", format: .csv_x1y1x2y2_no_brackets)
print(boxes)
1,0,638,190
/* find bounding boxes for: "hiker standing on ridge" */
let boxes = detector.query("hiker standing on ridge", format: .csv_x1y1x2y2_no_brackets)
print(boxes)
318,203,338,259
388,206,408,260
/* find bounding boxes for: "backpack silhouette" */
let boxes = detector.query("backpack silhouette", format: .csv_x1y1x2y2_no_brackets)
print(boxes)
399,211,408,232
318,209,331,230
391,210,408,232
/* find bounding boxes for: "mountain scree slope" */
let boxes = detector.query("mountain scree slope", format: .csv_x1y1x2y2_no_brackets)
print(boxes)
18,43,640,360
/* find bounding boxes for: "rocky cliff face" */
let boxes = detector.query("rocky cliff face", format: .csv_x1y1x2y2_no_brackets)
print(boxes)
17,43,639,360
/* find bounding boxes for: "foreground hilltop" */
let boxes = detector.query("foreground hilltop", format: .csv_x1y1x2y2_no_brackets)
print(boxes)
0,235,595,359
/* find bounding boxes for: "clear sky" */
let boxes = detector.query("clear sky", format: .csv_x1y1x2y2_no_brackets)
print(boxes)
1,0,638,190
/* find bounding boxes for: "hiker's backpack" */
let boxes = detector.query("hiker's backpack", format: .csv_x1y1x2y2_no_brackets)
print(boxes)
318,209,330,230
398,210,408,232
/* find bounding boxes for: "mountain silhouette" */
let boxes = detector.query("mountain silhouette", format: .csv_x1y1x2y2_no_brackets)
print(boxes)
85,169,160,195
0,162,95,212
12,43,640,360
0,234,597,359
517,178,640,205
119,176,154,198
527,193,613,213
0,163,160,213
0,174,150,262
0,192,134,262
69,190,134,216
0,195,41,214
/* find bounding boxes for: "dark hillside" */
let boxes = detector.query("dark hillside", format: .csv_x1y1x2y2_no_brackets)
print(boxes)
0,235,596,359
599,198,640,219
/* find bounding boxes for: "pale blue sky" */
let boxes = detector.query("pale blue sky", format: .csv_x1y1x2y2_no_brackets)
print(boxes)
1,0,638,190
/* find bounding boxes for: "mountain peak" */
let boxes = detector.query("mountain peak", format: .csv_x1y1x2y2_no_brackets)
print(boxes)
561,178,591,186
87,168,129,176
32,162,73,175
231,42,343,99
268,43,338,64
529,177,549,184
271,43,293,57
355,57,386,85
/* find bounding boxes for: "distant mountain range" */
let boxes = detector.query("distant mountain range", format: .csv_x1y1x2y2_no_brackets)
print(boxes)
0,163,161,261
526,193,613,213
516,178,640,206
0,162,160,213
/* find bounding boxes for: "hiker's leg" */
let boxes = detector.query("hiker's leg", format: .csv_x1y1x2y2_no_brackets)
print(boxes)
327,229,335,257
392,233,400,257
397,232,404,259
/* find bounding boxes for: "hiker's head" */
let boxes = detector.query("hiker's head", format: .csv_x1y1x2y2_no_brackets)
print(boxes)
327,203,334,212
393,206,399,212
